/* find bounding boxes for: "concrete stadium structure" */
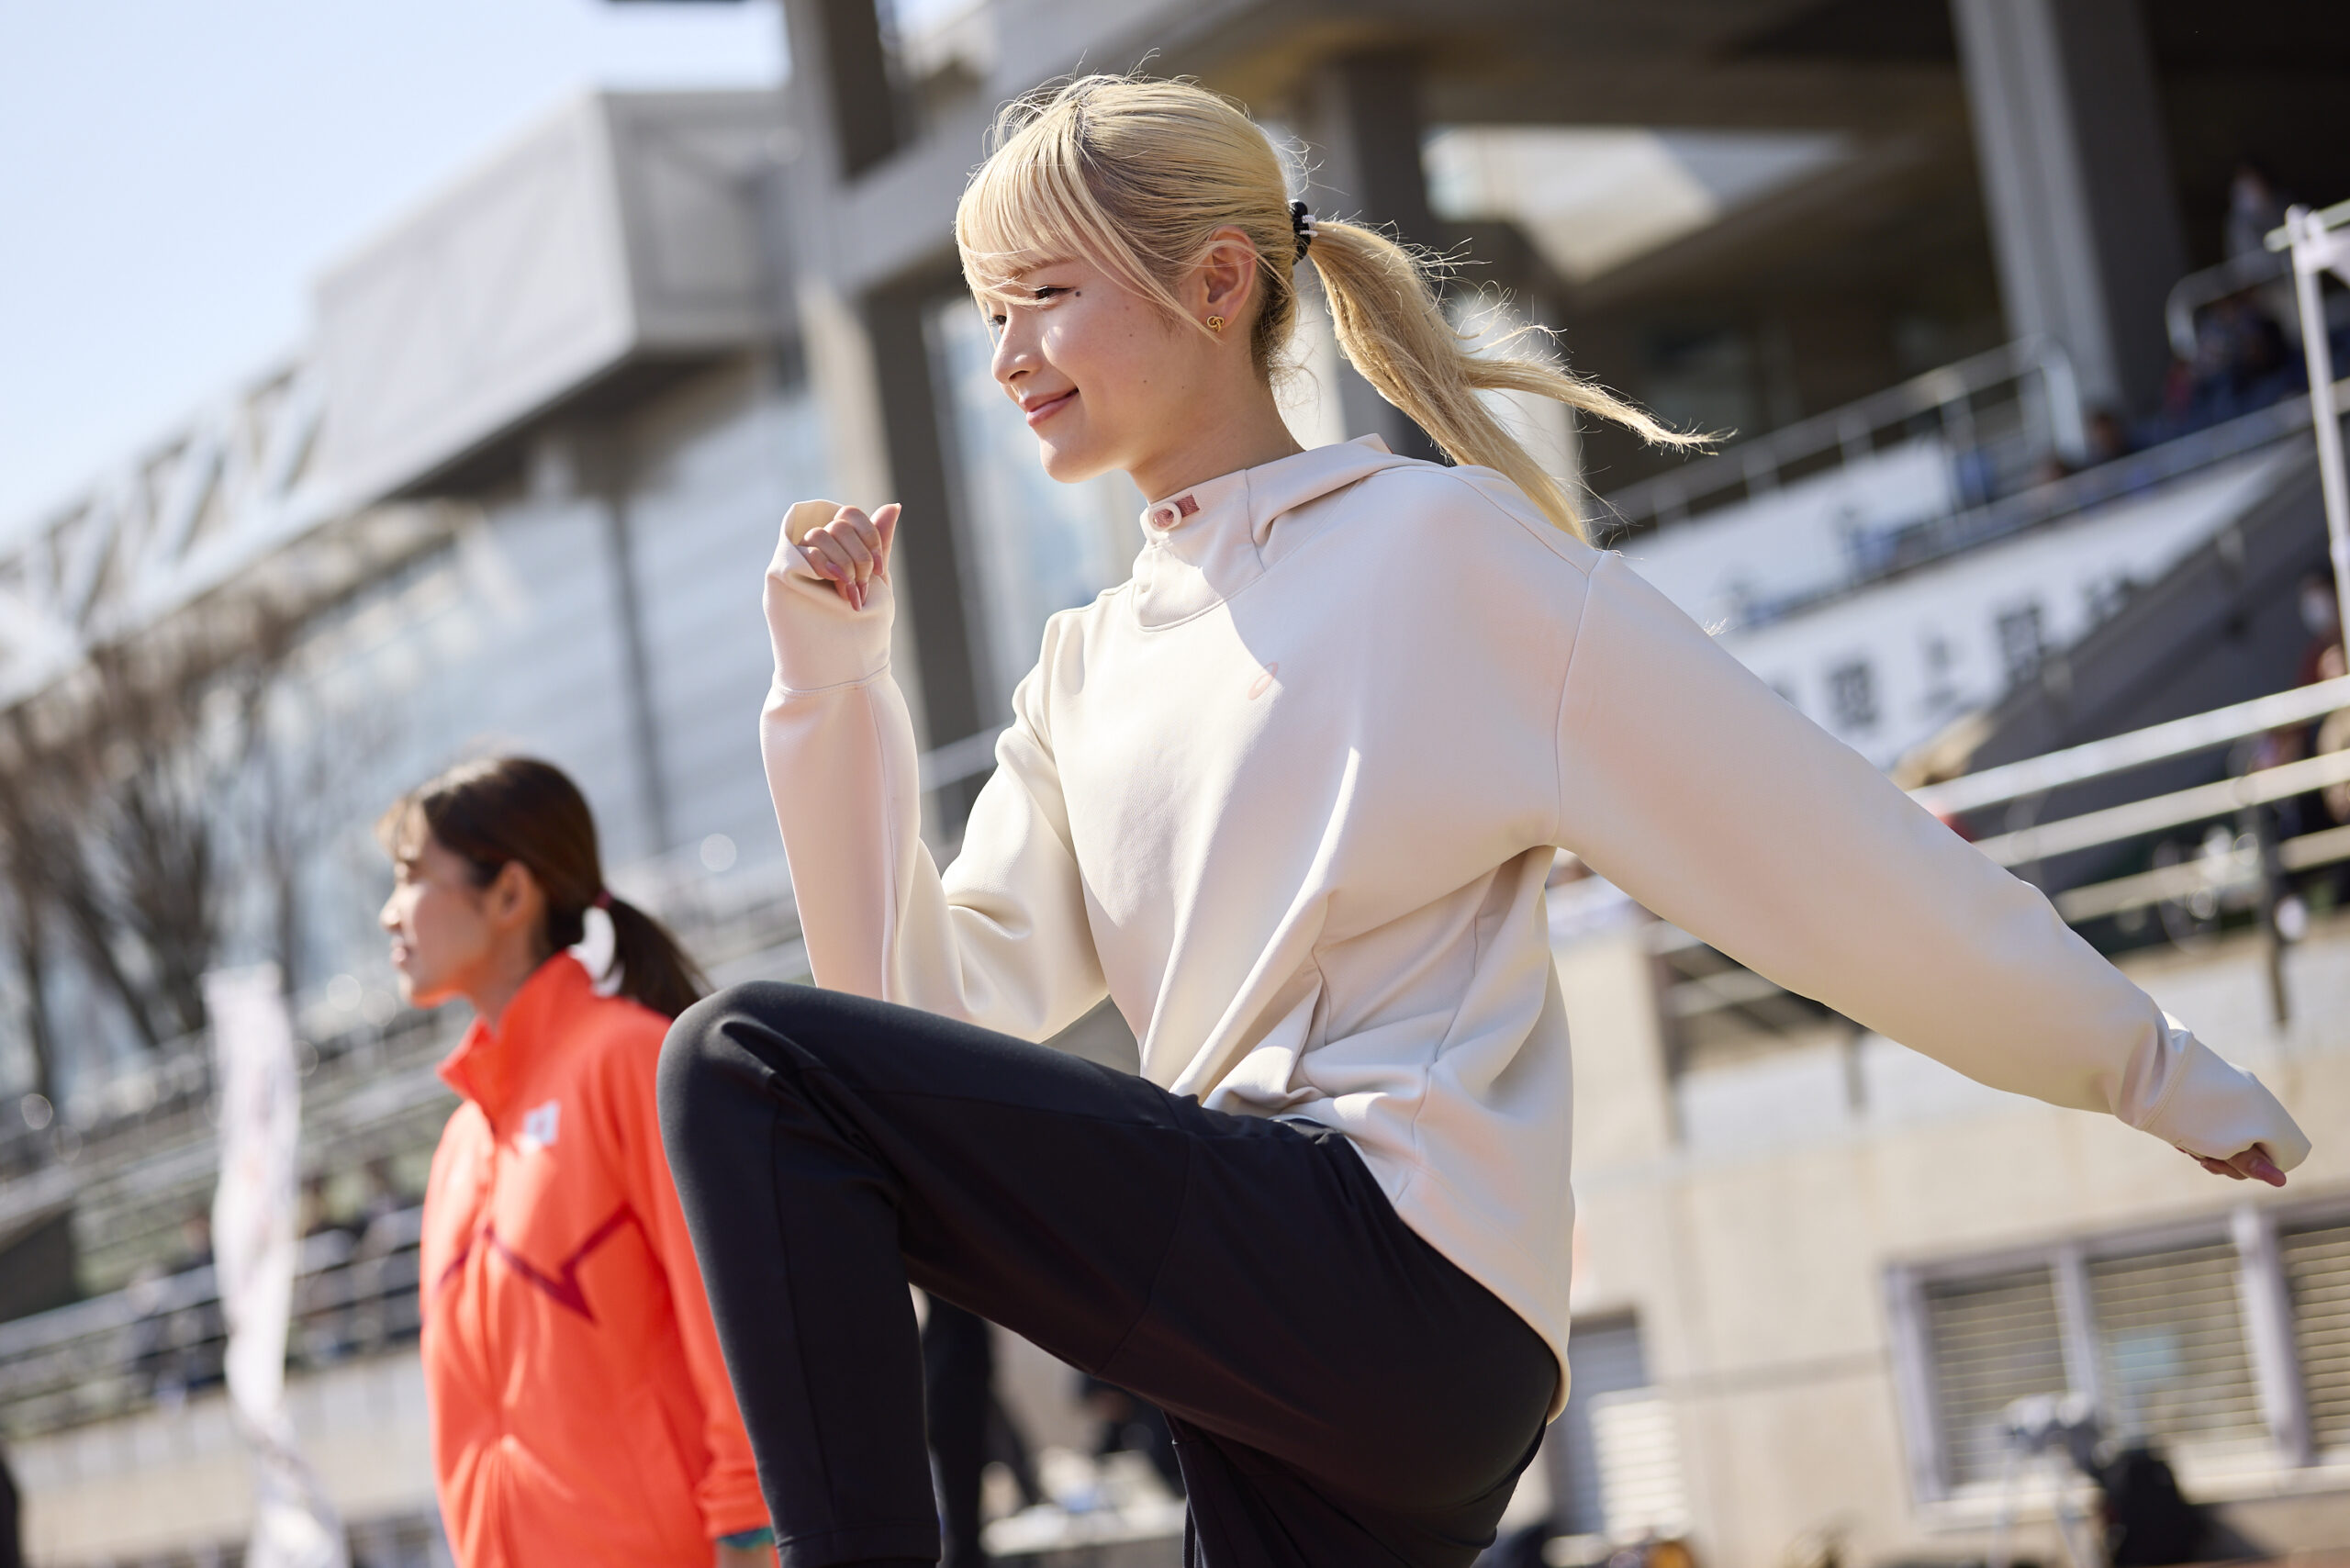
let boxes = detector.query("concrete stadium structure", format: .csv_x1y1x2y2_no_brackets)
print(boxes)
3,0,2349,1563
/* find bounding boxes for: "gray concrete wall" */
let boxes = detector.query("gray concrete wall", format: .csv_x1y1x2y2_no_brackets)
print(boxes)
1560,913,2350,1568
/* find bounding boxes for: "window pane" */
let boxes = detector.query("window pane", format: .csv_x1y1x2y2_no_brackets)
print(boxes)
1923,1267,2070,1486
2283,1224,2350,1455
2087,1243,2266,1462
925,298,1141,722
1827,659,1877,732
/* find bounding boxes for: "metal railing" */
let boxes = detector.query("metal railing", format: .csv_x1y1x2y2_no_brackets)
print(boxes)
0,1206,423,1439
2273,200,2350,678
1664,383,2336,638
1609,367,2344,651
2165,249,2294,361
1595,339,2084,542
1831,376,2338,597
0,1003,454,1309
1911,677,2350,820
1651,678,2350,1022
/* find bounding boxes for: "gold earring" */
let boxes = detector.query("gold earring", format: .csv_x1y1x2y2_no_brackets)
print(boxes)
1206,315,1225,331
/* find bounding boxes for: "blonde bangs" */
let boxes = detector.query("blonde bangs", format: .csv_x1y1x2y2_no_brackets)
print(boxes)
955,88,1184,317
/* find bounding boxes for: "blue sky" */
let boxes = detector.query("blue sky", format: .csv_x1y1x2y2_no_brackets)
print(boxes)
0,1,787,533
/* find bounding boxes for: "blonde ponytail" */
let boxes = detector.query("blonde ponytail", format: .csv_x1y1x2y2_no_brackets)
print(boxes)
1303,222,1702,539
956,74,1702,541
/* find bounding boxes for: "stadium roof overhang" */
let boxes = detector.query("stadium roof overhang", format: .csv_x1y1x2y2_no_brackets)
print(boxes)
0,90,791,716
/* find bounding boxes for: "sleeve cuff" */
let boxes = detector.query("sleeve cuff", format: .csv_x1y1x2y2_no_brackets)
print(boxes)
2134,1022,2311,1170
764,555,894,693
716,1527,776,1551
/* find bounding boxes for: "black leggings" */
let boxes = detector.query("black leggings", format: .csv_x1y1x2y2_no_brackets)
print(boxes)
657,983,1555,1568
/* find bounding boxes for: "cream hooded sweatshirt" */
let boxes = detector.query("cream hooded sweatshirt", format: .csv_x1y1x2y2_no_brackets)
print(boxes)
761,436,2310,1416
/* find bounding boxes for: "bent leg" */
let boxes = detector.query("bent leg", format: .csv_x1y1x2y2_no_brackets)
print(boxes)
659,982,1191,1566
658,982,1552,1568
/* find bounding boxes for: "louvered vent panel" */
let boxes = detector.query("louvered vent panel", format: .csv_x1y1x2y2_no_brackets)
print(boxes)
1551,1318,1652,1534
1588,1389,1692,1539
2283,1224,2350,1455
2087,1243,2265,1461
1922,1267,2070,1486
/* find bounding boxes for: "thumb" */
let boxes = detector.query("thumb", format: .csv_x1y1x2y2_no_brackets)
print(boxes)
873,503,901,577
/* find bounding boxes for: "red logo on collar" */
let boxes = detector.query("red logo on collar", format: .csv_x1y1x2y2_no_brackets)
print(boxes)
1149,494,1203,531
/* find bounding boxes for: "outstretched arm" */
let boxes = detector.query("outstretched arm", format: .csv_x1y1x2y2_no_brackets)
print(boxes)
763,500,1107,1039
1553,554,2308,1181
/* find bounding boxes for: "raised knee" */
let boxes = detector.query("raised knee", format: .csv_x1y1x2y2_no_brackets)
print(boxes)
658,982,790,1141
662,976,835,1089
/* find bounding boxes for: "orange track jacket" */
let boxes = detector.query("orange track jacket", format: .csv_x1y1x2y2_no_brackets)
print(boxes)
420,955,767,1565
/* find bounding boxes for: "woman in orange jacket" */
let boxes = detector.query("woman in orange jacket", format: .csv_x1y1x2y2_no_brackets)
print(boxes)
378,757,773,1568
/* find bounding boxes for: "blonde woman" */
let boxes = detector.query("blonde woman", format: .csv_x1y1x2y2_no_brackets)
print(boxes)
659,76,2306,1568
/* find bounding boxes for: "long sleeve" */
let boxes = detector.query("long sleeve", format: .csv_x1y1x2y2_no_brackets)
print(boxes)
1555,552,2310,1169
760,514,1107,1038
607,1031,769,1539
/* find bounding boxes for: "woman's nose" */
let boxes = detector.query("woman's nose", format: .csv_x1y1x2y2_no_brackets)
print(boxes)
990,323,1032,386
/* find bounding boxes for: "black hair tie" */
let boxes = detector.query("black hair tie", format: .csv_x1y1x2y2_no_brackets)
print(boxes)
1291,199,1316,261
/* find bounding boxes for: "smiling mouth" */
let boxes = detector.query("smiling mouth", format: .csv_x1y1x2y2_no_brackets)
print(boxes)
1024,389,1076,427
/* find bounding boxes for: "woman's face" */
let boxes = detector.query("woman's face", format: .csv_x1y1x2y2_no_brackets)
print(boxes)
984,249,1234,487
379,830,499,1010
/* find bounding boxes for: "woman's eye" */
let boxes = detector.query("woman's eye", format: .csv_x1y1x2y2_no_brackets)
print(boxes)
987,287,1069,335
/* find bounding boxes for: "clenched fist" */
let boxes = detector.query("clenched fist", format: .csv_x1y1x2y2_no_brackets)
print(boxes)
780,499,901,612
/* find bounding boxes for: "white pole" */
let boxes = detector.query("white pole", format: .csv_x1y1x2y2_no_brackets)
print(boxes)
2285,205,2350,668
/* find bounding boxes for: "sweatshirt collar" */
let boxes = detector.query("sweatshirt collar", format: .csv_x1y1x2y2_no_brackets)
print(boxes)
436,953,592,1124
1130,436,1412,626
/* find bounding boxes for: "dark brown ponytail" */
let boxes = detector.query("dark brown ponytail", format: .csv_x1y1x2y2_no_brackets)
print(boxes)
377,756,710,1019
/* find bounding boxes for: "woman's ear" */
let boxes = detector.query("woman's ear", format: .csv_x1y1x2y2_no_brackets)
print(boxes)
484,860,544,937
1196,227,1259,328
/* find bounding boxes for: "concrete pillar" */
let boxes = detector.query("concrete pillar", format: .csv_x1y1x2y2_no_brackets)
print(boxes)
1298,54,1445,463
784,0,900,179
599,476,676,857
866,286,985,766
1951,0,2188,418
766,0,978,787
1556,928,1679,1170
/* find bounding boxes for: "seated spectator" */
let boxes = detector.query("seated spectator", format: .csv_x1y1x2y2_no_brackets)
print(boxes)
2226,162,2291,265
2085,408,2132,465
2149,295,2302,443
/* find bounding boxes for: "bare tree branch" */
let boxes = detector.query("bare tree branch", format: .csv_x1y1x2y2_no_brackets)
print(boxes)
0,615,293,1057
